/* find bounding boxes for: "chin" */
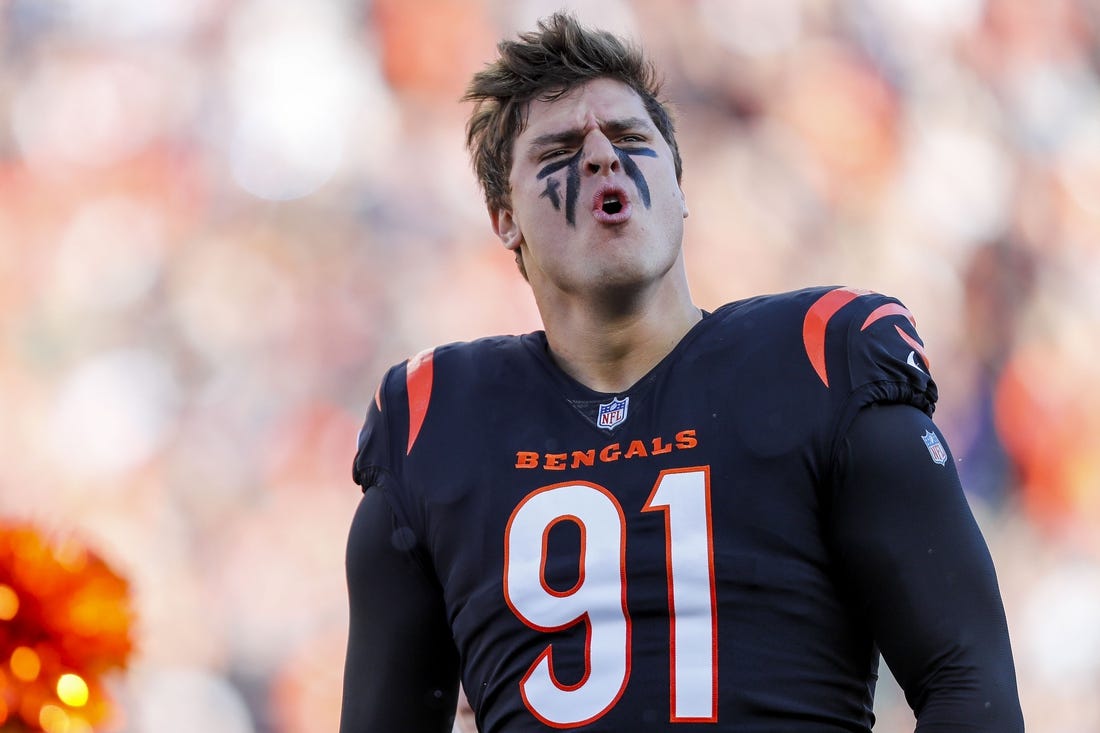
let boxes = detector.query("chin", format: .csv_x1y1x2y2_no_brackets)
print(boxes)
592,261,663,291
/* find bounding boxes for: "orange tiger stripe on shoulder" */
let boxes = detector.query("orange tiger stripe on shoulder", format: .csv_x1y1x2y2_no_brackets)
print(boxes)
405,347,435,454
860,302,914,331
802,287,871,388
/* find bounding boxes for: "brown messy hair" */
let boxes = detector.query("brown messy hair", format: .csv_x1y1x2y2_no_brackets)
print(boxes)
464,12,682,214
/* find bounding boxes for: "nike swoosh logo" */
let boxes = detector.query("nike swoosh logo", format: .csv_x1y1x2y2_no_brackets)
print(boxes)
907,350,925,373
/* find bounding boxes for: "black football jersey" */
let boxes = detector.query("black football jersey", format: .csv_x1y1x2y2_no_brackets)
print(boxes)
353,286,940,731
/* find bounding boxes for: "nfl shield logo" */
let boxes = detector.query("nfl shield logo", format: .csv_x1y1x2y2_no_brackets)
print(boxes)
921,430,948,466
597,397,629,430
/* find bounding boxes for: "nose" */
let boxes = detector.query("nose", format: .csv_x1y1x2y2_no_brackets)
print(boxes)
583,131,619,176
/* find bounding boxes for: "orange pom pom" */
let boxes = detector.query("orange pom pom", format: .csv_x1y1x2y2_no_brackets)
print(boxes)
0,522,134,731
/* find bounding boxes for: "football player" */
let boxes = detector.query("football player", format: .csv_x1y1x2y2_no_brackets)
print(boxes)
340,13,1024,733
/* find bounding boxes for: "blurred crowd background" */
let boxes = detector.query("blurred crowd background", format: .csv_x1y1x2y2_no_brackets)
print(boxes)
1,0,1098,730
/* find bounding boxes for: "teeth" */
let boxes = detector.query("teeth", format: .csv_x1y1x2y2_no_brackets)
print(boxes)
605,195,619,204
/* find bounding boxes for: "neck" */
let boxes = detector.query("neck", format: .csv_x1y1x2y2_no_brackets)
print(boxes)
534,268,701,394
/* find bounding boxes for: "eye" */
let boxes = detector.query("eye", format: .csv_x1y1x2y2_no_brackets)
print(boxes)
540,148,571,161
618,134,645,144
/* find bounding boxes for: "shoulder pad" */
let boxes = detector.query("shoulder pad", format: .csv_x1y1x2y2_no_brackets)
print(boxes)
352,346,437,488
802,287,936,406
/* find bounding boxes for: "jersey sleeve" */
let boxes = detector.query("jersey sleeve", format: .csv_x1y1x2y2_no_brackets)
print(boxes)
340,476,460,733
827,403,1023,731
351,372,393,491
343,358,460,732
842,291,937,415
801,287,939,454
351,358,431,552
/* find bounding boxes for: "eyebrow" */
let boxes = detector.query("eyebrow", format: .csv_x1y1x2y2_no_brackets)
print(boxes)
527,116,654,153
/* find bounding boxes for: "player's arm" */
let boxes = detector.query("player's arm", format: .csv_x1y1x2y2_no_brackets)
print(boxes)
339,486,460,733
828,403,1024,732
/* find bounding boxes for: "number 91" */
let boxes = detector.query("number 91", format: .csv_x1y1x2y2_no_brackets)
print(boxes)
503,467,717,727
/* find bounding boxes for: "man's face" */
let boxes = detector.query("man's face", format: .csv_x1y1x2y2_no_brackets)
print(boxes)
494,77,688,299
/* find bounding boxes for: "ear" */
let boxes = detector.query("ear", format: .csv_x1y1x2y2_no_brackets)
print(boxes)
490,206,523,251
679,186,689,219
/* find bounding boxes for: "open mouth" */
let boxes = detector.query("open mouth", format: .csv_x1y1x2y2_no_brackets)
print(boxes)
592,186,631,223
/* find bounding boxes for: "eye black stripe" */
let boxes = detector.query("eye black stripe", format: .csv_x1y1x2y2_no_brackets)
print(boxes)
615,147,656,208
537,155,575,180
565,153,581,225
540,178,562,210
